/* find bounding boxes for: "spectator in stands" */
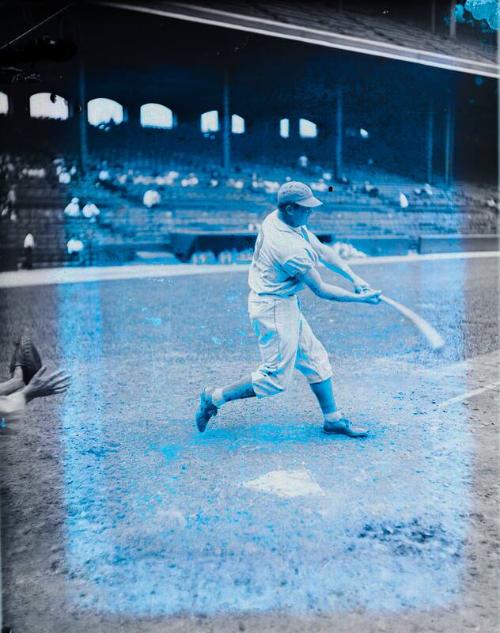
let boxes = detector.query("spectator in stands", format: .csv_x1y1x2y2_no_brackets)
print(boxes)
263,180,280,194
330,241,367,260
362,181,379,197
1,155,16,182
2,185,17,222
218,250,234,265
191,251,216,265
64,197,80,217
22,166,46,179
200,251,216,264
143,189,161,208
298,155,309,169
67,237,85,264
251,173,264,191
22,232,35,270
82,201,101,222
58,170,71,184
165,170,179,186
181,173,199,187
235,248,254,263
414,183,433,197
0,334,70,430
311,179,329,193
227,178,244,190
486,198,499,211
98,166,111,182
336,174,351,185
67,236,84,254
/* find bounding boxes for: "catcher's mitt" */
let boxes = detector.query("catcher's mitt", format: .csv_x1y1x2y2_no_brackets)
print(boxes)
9,333,42,384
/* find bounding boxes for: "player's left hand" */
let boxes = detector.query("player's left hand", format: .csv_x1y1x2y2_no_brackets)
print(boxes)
358,289,382,304
354,278,372,294
355,279,383,304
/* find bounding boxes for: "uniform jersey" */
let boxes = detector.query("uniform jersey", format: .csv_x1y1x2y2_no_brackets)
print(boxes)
248,209,319,297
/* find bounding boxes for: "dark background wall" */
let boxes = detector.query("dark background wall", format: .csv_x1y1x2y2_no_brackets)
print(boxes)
0,4,497,184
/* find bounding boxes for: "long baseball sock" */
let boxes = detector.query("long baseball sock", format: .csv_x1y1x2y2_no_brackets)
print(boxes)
324,411,342,423
211,388,226,408
309,377,342,421
212,376,256,408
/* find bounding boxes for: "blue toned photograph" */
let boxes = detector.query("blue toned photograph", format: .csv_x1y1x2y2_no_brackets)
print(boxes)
0,2,498,632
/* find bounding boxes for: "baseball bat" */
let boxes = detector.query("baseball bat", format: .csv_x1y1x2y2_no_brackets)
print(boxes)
379,294,445,351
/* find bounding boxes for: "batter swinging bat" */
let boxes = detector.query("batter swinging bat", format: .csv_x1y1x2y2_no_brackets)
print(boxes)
379,294,445,351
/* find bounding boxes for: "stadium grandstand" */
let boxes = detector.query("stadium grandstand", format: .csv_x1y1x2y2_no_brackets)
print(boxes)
1,4,500,633
0,0,498,269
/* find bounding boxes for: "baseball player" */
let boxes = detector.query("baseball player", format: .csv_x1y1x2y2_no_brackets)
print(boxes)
195,181,381,437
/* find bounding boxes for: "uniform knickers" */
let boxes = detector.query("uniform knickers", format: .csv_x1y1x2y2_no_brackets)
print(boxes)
248,291,332,398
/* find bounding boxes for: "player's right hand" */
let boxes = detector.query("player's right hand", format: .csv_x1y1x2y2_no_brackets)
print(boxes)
24,366,71,400
358,289,382,304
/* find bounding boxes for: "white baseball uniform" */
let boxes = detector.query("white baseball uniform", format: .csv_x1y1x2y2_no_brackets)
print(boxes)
248,209,333,398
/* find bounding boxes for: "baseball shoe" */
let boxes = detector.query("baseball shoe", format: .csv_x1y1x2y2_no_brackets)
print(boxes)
322,418,368,438
195,387,218,433
9,333,42,385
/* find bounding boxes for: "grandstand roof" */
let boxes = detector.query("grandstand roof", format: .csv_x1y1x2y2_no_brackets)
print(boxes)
99,0,499,78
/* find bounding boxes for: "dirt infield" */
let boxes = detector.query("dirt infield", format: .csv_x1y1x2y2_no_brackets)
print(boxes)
0,257,498,632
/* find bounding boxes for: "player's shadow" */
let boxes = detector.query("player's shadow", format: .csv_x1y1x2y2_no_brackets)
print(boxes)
192,422,367,448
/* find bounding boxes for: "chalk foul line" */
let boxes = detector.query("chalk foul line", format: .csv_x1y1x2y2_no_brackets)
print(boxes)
437,380,500,409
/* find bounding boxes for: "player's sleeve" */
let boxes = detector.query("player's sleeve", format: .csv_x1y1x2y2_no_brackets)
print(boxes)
304,229,327,257
281,246,318,277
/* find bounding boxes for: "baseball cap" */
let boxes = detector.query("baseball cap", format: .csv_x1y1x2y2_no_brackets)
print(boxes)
277,181,323,208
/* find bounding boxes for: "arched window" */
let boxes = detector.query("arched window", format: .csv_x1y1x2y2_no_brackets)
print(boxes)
87,98,124,128
299,118,317,138
279,118,289,138
140,103,174,129
0,92,8,115
201,110,219,133
29,93,68,120
231,114,245,134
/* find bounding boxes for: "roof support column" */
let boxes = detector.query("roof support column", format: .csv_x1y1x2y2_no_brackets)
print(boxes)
78,56,88,175
449,1,457,39
430,0,436,34
444,98,455,185
222,67,231,171
426,98,434,183
335,83,343,180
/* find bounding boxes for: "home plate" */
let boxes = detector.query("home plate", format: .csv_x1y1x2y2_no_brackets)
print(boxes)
243,469,325,498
